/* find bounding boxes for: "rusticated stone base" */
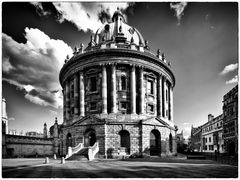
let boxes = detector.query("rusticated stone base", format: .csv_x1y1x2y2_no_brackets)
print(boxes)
60,115,177,158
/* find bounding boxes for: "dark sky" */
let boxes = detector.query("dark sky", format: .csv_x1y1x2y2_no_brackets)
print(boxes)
2,2,238,137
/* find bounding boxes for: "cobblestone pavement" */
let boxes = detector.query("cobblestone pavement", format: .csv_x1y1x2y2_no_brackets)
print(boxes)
2,157,238,178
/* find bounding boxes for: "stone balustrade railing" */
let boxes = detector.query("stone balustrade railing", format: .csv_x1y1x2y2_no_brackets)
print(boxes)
65,143,83,159
88,142,99,161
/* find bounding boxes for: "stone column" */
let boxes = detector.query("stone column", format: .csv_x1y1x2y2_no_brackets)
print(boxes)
79,72,85,116
139,68,144,114
65,80,70,119
131,65,136,114
74,74,79,116
162,76,165,118
164,78,168,119
169,85,173,121
111,65,117,113
102,65,107,114
157,74,162,117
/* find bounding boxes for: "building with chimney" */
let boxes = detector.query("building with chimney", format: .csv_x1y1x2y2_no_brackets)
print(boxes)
202,114,224,153
59,9,177,158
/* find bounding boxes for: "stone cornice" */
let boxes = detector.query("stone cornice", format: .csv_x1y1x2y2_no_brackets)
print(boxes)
59,48,175,87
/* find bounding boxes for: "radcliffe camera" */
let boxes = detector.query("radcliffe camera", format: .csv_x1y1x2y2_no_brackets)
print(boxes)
2,2,238,178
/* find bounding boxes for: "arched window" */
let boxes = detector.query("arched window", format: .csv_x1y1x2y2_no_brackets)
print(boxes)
150,129,161,156
169,133,173,153
84,129,96,147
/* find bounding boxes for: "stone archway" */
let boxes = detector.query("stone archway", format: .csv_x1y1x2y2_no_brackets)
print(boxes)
119,130,130,154
150,129,161,156
84,129,97,147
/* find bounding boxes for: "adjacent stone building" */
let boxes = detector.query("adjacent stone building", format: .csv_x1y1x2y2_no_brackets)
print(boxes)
2,97,59,158
202,114,224,153
190,85,238,155
190,125,202,152
59,9,177,158
223,85,238,155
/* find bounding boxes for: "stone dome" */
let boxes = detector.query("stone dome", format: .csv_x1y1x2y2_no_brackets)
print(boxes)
94,11,145,46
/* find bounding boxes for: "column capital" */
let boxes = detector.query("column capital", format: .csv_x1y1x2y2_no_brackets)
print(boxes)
99,63,107,67
137,65,144,69
130,64,136,68
108,62,117,66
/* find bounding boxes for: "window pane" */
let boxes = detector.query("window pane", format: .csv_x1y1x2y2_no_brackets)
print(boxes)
147,80,153,94
121,76,126,90
90,77,97,92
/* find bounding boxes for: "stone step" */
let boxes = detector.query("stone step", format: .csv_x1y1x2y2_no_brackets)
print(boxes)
66,147,89,161
187,155,206,160
66,154,88,161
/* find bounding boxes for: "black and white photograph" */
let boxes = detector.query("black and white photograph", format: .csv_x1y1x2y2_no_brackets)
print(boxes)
1,1,238,178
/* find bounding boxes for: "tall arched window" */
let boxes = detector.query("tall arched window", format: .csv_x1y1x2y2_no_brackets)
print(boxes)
150,129,161,155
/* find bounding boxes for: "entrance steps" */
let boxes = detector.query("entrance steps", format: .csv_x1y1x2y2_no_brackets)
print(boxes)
66,147,88,161
65,142,99,161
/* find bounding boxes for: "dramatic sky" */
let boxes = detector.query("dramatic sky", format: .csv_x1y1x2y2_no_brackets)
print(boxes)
2,2,238,138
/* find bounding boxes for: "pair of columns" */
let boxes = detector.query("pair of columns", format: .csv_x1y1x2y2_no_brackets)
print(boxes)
106,65,136,114
64,72,85,121
63,64,173,121
157,75,173,120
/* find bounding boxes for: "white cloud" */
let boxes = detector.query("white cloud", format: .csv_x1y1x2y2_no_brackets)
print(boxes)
36,2,132,33
220,63,238,75
2,28,73,108
226,75,238,84
170,2,188,26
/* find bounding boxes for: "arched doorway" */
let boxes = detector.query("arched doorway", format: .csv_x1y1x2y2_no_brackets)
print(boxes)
119,130,130,154
66,133,72,148
229,141,235,156
84,129,96,147
150,129,161,156
169,133,173,153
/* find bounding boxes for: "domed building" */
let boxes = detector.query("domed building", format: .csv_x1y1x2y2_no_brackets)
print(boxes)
59,9,177,159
